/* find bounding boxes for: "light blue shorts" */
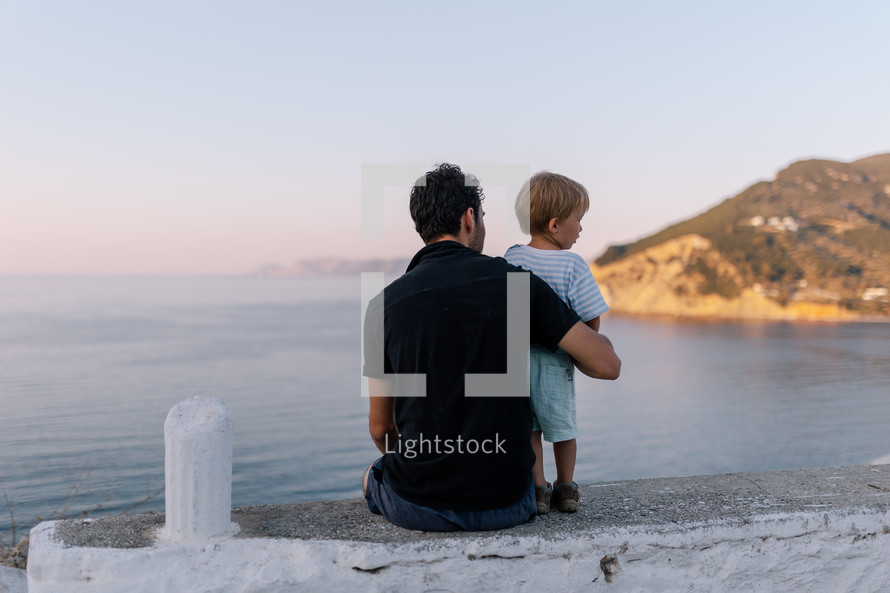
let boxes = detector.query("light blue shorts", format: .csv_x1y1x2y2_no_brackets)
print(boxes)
529,345,577,443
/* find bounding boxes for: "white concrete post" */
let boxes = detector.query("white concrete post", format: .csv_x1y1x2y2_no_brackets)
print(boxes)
163,395,238,541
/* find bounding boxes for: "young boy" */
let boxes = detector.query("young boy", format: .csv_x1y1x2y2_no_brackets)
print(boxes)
504,171,610,514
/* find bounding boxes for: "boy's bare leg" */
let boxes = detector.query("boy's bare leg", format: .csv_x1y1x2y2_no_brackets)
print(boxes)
553,438,577,485
531,430,548,487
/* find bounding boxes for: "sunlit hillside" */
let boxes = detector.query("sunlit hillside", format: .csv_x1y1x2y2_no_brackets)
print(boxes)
594,154,890,320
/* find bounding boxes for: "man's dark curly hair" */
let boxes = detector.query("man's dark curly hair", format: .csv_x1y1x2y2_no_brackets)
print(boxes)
409,163,484,244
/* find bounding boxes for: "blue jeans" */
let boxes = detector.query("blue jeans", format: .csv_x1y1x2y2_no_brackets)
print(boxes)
364,455,536,531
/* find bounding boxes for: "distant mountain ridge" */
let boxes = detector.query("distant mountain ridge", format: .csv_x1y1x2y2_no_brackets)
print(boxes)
592,154,890,320
255,257,411,277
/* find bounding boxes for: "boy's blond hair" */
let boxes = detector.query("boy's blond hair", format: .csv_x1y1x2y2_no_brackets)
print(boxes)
515,171,590,235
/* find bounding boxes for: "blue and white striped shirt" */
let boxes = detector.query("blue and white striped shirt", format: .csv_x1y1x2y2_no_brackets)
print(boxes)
503,244,609,322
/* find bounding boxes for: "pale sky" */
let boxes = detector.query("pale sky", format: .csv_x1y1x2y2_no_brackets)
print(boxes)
2,1,889,275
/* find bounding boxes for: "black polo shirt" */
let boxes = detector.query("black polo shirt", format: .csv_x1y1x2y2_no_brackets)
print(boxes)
362,241,580,511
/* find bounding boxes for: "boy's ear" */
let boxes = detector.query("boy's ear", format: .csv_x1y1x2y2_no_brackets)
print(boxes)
547,217,560,234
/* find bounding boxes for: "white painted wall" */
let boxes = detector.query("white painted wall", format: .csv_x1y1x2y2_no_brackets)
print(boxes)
0,565,26,593
28,508,890,593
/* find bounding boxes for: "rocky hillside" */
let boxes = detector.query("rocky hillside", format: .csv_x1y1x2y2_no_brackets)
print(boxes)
593,154,890,320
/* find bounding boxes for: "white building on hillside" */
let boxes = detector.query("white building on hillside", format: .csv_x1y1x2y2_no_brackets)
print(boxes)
749,215,798,232
862,287,889,301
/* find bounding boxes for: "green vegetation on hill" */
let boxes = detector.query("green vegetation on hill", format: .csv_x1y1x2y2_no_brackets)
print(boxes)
684,258,743,299
595,154,890,314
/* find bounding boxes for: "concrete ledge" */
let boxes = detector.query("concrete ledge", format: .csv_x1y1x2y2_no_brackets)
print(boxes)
28,465,890,592
0,566,27,593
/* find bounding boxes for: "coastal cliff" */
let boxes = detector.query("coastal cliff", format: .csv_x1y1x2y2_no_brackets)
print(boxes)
591,234,860,321
593,154,890,321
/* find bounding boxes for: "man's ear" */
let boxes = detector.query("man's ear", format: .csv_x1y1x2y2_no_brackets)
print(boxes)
463,208,477,235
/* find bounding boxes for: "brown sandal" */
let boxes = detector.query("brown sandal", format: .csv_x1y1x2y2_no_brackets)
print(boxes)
551,481,579,513
535,482,552,515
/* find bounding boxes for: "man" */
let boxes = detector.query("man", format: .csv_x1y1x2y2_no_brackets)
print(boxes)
362,163,620,531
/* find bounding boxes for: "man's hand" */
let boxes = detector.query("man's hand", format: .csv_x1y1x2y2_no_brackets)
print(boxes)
558,321,621,380
368,378,398,454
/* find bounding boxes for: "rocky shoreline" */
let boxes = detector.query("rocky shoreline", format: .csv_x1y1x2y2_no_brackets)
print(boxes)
592,235,889,322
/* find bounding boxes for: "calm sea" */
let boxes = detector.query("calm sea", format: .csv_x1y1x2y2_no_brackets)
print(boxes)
2,276,890,540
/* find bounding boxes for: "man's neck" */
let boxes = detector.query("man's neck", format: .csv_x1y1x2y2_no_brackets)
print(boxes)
429,234,467,247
